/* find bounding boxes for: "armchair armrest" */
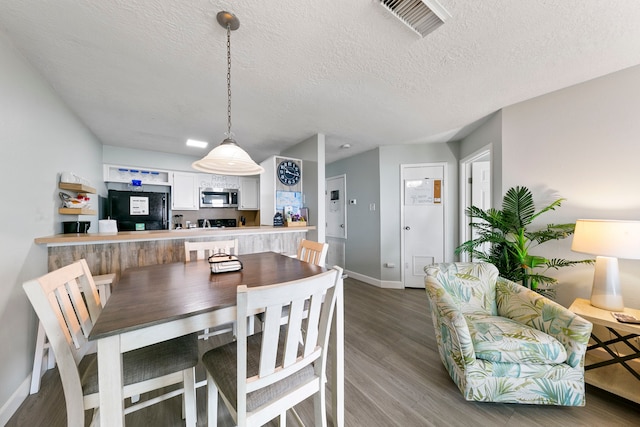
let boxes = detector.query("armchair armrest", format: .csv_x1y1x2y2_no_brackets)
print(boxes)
425,280,476,367
496,277,593,367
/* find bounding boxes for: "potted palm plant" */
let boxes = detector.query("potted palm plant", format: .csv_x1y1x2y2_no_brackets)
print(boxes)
455,186,593,298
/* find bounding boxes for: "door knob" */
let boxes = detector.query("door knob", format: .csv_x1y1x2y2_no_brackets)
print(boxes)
340,224,345,228
404,226,410,230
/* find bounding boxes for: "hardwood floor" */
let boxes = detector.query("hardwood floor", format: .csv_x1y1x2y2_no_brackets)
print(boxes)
8,278,639,426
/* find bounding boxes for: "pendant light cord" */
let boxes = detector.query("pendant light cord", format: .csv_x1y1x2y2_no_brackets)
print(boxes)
226,24,232,137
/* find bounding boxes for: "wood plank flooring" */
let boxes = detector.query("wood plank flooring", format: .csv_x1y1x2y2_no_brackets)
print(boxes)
8,278,639,426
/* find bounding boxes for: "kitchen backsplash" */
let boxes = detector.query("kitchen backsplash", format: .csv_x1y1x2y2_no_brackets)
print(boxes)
172,208,259,228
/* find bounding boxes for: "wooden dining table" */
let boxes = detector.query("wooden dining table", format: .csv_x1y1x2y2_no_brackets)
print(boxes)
89,251,344,426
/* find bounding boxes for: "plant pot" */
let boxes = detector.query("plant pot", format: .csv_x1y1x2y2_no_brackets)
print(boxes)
63,221,91,234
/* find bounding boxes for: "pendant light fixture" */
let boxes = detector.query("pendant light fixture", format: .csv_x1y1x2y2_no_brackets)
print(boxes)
192,11,264,175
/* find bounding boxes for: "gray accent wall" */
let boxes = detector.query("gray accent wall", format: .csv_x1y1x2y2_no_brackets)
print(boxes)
378,144,458,282
327,148,381,279
327,143,458,284
0,30,103,412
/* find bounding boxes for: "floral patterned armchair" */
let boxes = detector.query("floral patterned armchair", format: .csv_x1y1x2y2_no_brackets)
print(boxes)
424,262,593,405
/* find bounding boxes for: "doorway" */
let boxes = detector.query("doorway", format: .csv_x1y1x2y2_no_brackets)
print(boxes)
459,147,492,261
326,175,346,268
401,163,446,288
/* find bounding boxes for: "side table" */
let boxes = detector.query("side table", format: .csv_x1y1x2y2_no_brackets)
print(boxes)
569,298,640,404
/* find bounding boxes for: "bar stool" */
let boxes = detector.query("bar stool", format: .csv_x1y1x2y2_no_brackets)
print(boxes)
29,273,116,394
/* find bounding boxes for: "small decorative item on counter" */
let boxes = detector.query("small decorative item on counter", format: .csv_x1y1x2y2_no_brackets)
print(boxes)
273,212,284,227
59,192,91,209
208,253,243,273
62,221,91,234
285,213,307,227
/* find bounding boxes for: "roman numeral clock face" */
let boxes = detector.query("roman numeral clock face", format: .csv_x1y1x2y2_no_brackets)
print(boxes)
277,160,301,186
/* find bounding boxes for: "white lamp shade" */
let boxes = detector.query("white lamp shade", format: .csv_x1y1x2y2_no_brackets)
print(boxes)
571,219,640,259
192,139,264,176
571,219,640,311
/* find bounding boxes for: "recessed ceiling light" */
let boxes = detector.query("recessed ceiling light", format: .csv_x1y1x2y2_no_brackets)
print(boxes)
340,143,351,149
186,139,209,148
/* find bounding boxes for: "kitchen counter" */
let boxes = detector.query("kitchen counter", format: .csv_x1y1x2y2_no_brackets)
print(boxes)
34,225,315,246
36,225,314,277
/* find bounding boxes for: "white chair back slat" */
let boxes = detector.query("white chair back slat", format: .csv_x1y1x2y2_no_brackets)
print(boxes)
258,305,283,377
55,285,86,350
303,291,323,357
65,278,94,338
283,298,305,367
184,239,238,262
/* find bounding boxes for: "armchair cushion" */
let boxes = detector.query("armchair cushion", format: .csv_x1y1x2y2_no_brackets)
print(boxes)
465,313,567,364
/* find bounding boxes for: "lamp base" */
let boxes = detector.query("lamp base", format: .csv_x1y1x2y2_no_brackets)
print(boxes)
590,256,625,311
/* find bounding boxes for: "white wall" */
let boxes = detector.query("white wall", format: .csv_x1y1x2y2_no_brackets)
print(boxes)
459,111,503,208
502,63,640,309
282,134,326,242
103,144,199,172
0,30,103,417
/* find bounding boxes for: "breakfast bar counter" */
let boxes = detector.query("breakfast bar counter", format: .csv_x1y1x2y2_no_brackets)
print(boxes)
34,225,314,245
35,225,314,277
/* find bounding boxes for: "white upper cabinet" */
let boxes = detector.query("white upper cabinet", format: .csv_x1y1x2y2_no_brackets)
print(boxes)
171,172,199,210
239,176,260,210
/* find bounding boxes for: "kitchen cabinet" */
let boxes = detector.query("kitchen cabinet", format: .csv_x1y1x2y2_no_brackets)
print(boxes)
58,182,97,215
103,164,171,186
239,176,260,210
171,172,199,210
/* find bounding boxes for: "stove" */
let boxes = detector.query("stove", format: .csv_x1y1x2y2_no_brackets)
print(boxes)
197,218,237,228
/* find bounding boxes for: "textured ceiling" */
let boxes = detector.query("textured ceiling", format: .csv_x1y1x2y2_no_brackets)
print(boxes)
2,0,640,164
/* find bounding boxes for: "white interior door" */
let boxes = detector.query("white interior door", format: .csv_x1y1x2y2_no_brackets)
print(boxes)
402,164,445,288
471,161,491,211
326,175,346,239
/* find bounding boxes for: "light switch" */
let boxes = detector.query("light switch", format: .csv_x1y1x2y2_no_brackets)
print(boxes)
369,203,376,211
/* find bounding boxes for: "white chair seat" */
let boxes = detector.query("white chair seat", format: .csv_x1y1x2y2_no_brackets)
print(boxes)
202,331,314,412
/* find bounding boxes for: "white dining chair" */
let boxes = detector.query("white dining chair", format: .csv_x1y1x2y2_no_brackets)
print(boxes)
185,239,239,342
23,259,198,426
297,239,329,266
259,239,331,330
184,238,238,262
202,265,343,427
29,272,116,394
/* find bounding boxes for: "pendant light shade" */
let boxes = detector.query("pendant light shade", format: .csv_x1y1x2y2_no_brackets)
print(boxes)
192,138,264,175
192,11,264,176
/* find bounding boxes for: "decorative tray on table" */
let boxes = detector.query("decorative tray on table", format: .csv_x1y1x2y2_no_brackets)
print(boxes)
208,254,243,274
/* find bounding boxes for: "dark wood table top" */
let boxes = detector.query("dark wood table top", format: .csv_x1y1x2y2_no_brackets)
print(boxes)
89,252,326,340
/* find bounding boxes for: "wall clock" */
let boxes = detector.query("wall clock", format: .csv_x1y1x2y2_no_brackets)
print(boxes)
277,159,301,186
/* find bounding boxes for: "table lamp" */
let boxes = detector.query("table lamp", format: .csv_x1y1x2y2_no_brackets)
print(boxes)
571,219,640,311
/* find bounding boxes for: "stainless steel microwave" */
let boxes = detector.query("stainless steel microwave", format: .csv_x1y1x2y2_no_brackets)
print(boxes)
200,188,238,208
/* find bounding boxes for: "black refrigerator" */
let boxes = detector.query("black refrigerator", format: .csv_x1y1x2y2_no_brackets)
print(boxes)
108,190,170,231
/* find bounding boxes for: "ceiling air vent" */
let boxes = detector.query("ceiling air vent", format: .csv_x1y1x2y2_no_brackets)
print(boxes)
379,0,451,37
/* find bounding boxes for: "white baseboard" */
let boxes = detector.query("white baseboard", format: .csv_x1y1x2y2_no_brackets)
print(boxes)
344,270,404,289
0,375,30,426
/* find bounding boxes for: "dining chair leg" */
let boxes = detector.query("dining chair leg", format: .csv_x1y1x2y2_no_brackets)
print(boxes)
207,372,219,427
183,367,197,427
30,322,48,394
279,412,286,427
314,384,328,427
